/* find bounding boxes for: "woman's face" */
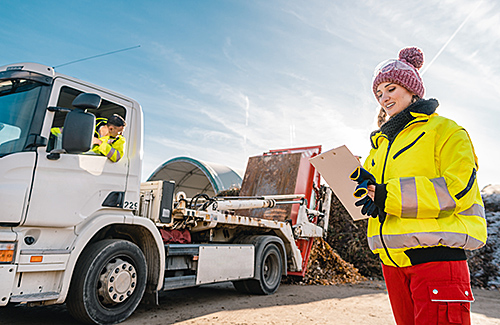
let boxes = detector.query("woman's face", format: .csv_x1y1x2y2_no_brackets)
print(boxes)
376,82,414,117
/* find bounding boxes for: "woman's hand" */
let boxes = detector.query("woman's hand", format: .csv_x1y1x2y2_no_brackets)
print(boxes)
92,137,102,146
367,184,376,200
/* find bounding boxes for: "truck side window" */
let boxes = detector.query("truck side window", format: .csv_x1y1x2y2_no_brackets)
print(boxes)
47,86,126,152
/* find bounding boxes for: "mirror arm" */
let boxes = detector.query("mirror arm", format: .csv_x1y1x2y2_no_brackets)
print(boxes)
47,149,67,161
47,106,72,113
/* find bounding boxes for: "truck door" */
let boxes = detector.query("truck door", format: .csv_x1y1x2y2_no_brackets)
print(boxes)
23,78,133,227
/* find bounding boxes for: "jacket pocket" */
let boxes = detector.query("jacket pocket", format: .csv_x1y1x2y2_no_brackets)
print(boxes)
392,131,426,159
455,168,476,200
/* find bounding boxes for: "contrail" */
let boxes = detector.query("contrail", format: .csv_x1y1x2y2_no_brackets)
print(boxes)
421,0,483,76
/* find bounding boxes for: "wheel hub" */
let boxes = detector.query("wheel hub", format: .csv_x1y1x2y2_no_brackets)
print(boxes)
98,258,137,305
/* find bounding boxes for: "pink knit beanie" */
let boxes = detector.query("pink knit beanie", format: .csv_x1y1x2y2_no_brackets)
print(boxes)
372,47,425,98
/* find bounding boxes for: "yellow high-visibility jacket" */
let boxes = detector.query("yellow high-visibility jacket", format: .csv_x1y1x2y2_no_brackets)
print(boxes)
92,135,125,162
364,109,487,267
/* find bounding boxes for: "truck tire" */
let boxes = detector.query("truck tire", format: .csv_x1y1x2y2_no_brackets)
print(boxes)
233,243,282,295
67,239,147,324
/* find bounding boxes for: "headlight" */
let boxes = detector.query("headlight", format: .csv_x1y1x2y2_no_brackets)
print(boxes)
0,242,16,263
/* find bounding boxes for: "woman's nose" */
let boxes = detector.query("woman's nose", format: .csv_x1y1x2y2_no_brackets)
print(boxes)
380,92,390,103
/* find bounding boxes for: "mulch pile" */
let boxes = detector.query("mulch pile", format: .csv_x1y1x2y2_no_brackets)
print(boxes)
283,191,376,285
284,237,366,285
467,185,500,288
324,192,382,279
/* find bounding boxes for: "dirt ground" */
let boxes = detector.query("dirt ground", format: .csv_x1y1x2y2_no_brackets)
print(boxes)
1,281,500,325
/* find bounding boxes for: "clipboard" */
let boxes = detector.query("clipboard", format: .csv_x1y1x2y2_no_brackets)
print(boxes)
309,145,368,221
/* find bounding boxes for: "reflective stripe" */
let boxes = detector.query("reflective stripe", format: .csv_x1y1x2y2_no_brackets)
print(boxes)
400,177,417,218
368,231,484,251
106,148,116,159
464,236,486,249
95,118,108,137
459,204,485,219
430,177,456,218
51,127,62,135
106,147,121,162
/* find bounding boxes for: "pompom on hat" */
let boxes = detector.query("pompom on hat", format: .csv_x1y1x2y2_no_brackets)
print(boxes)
372,47,425,98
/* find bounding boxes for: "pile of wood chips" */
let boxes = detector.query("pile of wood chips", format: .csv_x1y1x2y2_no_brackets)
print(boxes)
285,237,366,285
325,192,383,279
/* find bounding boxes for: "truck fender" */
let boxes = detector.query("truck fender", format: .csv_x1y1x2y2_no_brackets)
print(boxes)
55,214,165,304
234,235,287,279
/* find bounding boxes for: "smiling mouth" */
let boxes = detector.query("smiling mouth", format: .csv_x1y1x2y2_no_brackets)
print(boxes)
386,103,395,109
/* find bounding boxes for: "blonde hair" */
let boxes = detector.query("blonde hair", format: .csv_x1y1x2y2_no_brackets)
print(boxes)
377,107,387,128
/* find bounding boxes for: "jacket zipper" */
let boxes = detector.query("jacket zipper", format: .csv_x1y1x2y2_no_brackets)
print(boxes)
377,118,428,267
380,140,400,267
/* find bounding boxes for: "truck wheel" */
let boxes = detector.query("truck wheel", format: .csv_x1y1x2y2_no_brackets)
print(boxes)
233,243,282,295
67,239,147,324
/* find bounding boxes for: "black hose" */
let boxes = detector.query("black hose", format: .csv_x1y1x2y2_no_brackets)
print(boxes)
379,212,399,267
190,193,210,209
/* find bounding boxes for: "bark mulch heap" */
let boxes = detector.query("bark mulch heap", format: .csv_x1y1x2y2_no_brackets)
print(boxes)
324,192,383,280
283,191,374,285
467,185,500,288
284,237,366,285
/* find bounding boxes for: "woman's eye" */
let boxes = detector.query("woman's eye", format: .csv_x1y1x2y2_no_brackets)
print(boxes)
388,87,396,92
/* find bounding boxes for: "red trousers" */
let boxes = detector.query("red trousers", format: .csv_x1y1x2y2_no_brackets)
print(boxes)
382,260,474,325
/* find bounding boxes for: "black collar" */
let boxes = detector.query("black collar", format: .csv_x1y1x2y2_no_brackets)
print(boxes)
379,98,439,142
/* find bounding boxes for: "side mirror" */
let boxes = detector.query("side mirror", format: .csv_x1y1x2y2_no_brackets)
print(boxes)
72,93,102,110
46,93,100,160
62,109,96,154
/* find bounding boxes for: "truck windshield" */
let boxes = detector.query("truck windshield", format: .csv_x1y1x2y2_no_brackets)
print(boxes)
0,79,43,156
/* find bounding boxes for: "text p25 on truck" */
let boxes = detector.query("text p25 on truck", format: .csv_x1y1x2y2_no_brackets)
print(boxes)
0,63,332,324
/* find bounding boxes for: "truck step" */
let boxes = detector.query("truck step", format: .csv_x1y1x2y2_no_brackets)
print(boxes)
10,292,59,303
163,275,197,290
165,244,200,256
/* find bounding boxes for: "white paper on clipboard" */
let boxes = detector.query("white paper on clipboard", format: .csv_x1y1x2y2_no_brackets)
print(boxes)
309,145,368,221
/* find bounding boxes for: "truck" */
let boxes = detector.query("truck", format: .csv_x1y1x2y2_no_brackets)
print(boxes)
0,62,332,324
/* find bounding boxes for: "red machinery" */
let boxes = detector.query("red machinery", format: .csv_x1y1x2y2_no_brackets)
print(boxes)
238,145,323,277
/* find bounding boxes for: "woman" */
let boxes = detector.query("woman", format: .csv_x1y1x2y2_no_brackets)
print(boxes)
353,47,487,324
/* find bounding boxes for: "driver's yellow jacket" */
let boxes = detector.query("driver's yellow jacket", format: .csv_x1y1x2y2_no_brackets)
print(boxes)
364,112,487,267
92,135,125,162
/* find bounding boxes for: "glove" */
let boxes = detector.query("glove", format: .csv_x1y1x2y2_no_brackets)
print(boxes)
350,167,376,198
350,167,384,220
355,196,379,218
350,166,376,184
353,180,371,198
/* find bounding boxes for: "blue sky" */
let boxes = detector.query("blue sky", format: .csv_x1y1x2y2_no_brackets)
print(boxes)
1,0,499,189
